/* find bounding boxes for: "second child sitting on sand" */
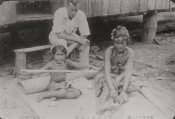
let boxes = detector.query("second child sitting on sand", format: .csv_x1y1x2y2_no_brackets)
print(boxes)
95,26,135,114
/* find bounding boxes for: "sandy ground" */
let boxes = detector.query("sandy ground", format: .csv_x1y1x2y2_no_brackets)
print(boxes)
0,33,175,119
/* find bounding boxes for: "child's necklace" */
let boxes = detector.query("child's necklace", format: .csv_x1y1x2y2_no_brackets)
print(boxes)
116,50,125,57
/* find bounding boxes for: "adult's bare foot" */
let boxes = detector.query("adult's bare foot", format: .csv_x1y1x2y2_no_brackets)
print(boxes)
96,101,121,115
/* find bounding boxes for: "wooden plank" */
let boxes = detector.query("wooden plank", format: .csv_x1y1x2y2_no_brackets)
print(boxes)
149,86,175,113
144,82,175,101
140,87,174,118
167,0,171,9
111,92,167,119
21,69,97,73
94,0,103,16
120,0,130,14
79,0,89,17
162,0,170,9
14,45,51,53
16,79,97,119
15,52,26,77
88,0,103,17
102,0,109,16
155,0,164,10
143,82,175,112
108,0,121,15
0,1,18,26
88,0,96,17
139,0,148,12
17,14,53,22
129,0,140,13
147,0,156,10
170,0,175,9
87,0,91,17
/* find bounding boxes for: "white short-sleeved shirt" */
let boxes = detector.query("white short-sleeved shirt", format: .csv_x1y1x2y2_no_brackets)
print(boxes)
50,7,90,36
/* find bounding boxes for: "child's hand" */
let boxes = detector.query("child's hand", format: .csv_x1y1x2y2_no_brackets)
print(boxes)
110,89,118,103
120,90,128,103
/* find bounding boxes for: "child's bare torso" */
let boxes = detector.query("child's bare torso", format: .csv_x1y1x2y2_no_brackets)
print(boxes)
110,47,129,74
49,60,67,82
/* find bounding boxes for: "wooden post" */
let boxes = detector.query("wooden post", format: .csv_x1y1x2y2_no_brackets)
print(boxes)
141,11,158,44
13,45,51,77
15,51,26,77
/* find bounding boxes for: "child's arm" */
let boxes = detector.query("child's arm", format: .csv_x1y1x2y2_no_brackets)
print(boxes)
122,47,135,92
104,46,116,91
66,59,89,69
32,62,51,74
40,62,51,70
105,47,120,103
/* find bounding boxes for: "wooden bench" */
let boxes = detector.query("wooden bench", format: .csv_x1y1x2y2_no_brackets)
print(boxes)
14,45,51,77
13,43,79,77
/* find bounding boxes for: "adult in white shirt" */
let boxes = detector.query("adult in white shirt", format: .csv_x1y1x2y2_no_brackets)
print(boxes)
49,0,90,66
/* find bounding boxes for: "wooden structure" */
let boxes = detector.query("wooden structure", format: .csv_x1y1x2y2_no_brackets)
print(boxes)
13,45,97,77
0,0,175,25
81,0,175,17
141,11,158,43
14,45,51,77
1,0,175,75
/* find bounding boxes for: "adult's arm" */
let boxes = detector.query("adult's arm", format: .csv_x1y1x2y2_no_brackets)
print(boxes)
56,32,83,43
104,46,115,90
66,59,89,69
78,11,90,37
122,47,135,91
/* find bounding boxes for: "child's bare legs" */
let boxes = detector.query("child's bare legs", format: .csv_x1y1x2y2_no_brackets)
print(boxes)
113,73,124,88
65,87,81,99
37,88,81,102
37,89,66,102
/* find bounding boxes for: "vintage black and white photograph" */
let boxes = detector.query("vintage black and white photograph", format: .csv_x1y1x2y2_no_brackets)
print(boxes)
0,0,175,119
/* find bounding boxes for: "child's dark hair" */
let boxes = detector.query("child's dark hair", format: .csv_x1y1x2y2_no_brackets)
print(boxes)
50,45,67,56
111,26,130,43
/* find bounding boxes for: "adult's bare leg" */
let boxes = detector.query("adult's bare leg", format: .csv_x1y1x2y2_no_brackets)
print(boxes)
79,45,90,67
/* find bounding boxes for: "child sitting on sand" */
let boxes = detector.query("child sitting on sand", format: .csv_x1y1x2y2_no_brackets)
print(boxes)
95,26,135,112
36,44,92,102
